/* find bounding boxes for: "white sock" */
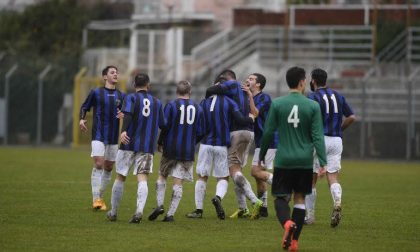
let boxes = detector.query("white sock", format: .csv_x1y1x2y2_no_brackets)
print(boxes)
266,173,273,185
234,184,247,209
99,170,112,198
110,179,124,215
167,184,183,216
136,181,148,215
195,180,206,210
305,188,317,215
330,183,342,207
261,191,268,207
156,179,166,207
216,179,228,199
91,168,102,202
233,172,258,204
294,203,306,210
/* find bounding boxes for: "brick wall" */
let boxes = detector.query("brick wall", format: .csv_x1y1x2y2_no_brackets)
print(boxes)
234,7,420,27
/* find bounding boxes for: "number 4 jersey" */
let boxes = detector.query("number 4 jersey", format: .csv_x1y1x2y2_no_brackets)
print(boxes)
119,90,166,153
260,92,327,170
158,98,206,161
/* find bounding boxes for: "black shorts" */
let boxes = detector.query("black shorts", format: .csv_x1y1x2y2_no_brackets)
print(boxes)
272,168,313,196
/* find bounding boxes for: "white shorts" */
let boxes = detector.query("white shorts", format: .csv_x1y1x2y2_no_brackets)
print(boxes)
252,148,276,170
159,156,194,182
115,150,154,176
90,140,118,161
314,136,343,173
196,144,229,178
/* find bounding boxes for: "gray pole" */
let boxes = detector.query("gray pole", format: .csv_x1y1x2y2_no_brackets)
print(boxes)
407,67,420,160
360,68,375,158
4,64,18,145
36,64,52,145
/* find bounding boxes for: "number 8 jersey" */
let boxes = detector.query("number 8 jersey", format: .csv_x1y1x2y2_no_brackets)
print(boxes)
119,90,165,153
159,98,205,161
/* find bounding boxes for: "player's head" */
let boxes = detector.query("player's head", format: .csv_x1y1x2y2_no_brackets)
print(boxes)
247,73,266,92
176,80,192,97
310,68,327,91
213,75,227,85
218,69,236,81
134,73,150,89
102,65,118,85
286,66,306,91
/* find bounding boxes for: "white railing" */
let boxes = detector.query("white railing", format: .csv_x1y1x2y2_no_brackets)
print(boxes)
191,25,374,83
376,27,420,63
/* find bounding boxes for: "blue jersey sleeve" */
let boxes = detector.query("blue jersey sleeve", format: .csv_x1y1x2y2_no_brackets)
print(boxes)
79,89,96,119
341,96,354,117
256,94,271,114
121,94,135,114
158,101,167,130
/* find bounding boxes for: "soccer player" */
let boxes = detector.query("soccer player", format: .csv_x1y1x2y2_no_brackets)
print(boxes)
242,73,278,218
148,80,205,222
186,77,255,220
259,66,327,251
205,69,263,220
79,65,124,211
306,68,356,227
106,73,165,223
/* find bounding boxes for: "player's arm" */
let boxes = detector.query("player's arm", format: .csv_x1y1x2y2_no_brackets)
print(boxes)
232,110,254,126
341,96,356,131
259,104,277,164
311,105,327,174
120,112,132,145
195,107,206,144
79,90,95,132
157,103,172,151
205,85,226,98
341,114,356,131
241,84,258,117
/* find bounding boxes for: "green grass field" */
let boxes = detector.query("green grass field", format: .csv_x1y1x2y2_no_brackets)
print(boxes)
0,147,419,251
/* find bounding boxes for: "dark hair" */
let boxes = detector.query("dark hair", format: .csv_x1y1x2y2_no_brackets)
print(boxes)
102,65,118,76
176,80,192,95
252,73,266,90
311,68,327,87
218,69,236,80
134,73,150,88
214,75,227,85
286,67,306,89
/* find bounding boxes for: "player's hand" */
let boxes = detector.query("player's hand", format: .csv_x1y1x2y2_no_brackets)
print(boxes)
249,113,255,122
318,166,327,178
157,144,163,153
241,83,252,96
120,131,130,145
116,109,124,119
79,119,88,132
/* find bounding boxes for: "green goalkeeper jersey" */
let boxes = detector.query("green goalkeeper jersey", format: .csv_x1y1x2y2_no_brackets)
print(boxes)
259,91,327,170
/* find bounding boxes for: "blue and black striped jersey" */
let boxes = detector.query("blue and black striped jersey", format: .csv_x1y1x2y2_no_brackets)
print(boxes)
253,92,278,148
79,87,125,145
160,98,205,161
200,95,241,147
308,87,354,138
206,80,253,132
119,90,165,153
